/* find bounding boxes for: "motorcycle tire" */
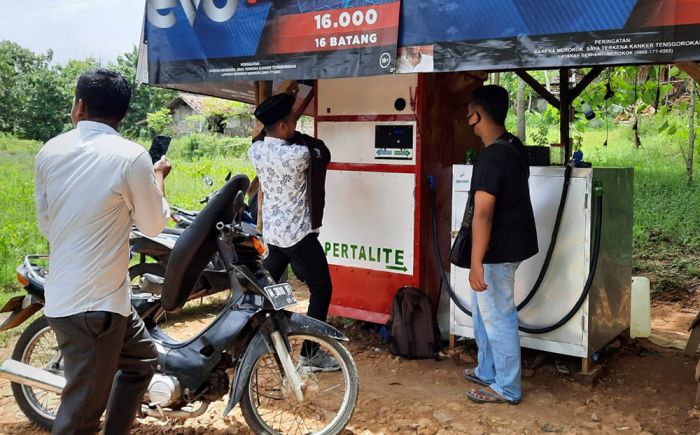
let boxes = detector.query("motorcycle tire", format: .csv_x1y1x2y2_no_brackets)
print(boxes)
239,334,359,434
11,316,61,431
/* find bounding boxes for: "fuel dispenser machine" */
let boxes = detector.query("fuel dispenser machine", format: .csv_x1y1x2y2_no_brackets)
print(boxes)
315,72,483,324
314,71,633,360
450,166,634,359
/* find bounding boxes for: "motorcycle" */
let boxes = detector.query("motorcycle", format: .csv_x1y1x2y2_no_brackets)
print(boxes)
0,174,359,434
129,176,229,296
129,173,261,297
128,225,231,299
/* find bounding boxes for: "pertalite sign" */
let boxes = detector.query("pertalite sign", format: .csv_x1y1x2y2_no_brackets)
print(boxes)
323,241,407,273
318,170,415,276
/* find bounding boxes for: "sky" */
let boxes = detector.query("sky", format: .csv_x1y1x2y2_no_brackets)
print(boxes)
0,0,147,65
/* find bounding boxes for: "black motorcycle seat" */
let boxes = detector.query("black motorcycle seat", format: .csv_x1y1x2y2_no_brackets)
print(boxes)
161,175,250,311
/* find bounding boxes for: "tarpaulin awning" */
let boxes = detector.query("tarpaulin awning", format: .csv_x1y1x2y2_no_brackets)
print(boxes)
140,0,700,94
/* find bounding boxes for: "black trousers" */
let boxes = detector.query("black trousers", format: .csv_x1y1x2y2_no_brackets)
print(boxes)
47,309,157,435
264,233,333,322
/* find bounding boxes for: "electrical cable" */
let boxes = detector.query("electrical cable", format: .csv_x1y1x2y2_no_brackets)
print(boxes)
603,67,614,147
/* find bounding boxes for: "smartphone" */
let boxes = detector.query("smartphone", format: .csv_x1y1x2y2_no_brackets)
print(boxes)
149,135,172,164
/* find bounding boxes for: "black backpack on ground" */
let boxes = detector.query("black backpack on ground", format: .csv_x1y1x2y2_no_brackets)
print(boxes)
389,287,440,359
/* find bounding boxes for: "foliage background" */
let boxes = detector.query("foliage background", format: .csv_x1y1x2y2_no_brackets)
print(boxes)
0,41,698,299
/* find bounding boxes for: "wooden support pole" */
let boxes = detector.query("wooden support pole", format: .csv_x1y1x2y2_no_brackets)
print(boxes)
257,81,273,104
581,357,593,374
560,68,571,163
676,61,700,83
577,356,603,386
515,67,598,163
686,326,700,357
516,78,526,142
515,70,560,108
570,66,605,101
293,85,315,121
252,81,273,232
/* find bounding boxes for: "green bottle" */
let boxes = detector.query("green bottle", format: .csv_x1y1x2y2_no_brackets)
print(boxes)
466,149,476,164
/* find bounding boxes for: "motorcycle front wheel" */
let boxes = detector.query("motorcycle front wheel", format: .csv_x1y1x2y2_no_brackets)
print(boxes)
10,315,61,430
240,334,359,435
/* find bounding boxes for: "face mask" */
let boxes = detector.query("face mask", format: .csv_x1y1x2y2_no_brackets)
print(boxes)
467,111,481,135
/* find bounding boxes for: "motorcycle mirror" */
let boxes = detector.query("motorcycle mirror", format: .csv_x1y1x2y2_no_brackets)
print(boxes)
233,191,245,219
203,176,213,187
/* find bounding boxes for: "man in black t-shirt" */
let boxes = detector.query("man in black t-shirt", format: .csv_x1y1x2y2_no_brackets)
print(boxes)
462,85,538,405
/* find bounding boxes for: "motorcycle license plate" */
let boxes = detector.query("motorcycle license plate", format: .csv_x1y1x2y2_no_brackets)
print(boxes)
263,283,297,310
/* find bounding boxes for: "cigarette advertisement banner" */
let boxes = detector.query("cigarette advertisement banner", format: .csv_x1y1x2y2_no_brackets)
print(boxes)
397,0,700,74
144,0,700,85
145,0,401,83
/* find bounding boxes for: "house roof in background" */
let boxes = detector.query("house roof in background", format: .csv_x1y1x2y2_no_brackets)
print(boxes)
167,93,208,113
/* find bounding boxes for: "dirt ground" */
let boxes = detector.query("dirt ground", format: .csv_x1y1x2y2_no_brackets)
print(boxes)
1,283,700,434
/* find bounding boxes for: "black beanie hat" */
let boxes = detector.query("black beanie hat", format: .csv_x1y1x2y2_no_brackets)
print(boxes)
254,93,295,126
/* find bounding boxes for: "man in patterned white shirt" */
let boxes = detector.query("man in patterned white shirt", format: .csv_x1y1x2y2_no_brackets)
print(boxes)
248,93,337,371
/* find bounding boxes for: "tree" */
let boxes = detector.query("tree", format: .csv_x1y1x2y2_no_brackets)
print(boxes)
0,42,176,142
659,72,698,186
0,41,73,142
110,47,175,138
0,41,54,135
15,67,68,142
687,80,696,186
57,58,101,99
146,108,173,136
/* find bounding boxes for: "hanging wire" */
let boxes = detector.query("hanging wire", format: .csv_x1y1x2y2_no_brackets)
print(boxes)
633,66,642,148
603,67,613,147
655,65,662,110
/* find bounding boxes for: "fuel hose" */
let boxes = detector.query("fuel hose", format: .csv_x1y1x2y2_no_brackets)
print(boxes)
428,173,603,334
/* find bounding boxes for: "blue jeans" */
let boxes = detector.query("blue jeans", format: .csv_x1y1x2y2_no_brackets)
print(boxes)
471,262,522,401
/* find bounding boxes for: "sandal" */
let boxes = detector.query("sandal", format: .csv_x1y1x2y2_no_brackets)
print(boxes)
462,368,490,387
466,387,520,405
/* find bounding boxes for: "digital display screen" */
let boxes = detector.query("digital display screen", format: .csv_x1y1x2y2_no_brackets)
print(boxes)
375,125,414,160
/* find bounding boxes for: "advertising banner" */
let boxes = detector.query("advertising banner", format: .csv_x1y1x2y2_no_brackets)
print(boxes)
145,0,401,83
398,0,700,73
143,0,700,86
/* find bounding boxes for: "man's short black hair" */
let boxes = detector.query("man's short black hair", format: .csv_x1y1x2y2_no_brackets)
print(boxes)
262,113,295,136
470,85,509,126
75,69,131,121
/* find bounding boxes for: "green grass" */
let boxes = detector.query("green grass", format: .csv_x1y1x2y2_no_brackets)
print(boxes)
586,124,700,292
0,135,47,292
515,113,700,291
165,158,254,211
0,133,254,296
1,118,699,295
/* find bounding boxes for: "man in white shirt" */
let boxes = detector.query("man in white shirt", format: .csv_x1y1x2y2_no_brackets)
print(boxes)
34,69,171,435
248,93,338,372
